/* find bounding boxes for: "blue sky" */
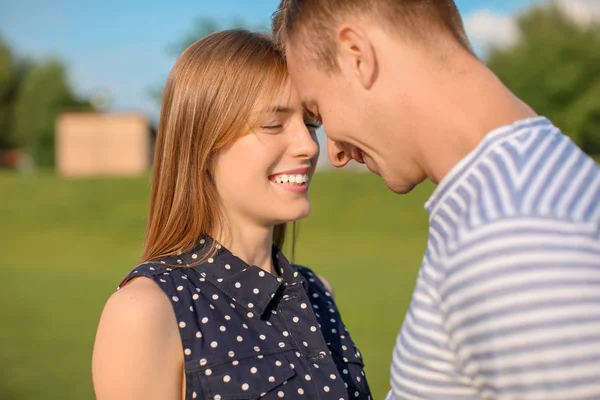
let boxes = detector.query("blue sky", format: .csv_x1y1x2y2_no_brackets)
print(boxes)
0,0,541,122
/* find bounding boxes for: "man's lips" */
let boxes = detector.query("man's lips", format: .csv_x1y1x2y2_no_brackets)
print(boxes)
352,148,365,164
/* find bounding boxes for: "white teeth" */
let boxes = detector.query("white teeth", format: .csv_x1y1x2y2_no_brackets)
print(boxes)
270,173,309,185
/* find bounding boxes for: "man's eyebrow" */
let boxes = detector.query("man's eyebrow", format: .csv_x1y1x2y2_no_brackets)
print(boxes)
301,101,321,120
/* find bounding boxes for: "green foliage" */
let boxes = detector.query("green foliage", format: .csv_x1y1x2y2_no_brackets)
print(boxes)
0,38,35,151
0,35,91,163
0,38,12,100
0,37,19,150
13,60,91,167
0,171,431,399
487,5,600,154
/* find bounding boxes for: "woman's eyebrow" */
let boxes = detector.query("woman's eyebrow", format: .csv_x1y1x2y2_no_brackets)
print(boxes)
267,105,293,113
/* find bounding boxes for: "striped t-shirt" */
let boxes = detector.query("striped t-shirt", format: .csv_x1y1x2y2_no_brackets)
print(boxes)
387,117,600,400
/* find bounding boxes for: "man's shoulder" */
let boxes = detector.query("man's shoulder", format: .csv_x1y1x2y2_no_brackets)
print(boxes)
484,124,598,214
292,264,334,294
433,131,599,236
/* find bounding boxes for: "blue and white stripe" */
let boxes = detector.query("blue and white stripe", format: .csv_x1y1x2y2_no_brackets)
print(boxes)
388,117,600,400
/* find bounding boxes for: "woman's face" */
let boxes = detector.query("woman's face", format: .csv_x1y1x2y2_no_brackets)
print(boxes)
213,81,320,229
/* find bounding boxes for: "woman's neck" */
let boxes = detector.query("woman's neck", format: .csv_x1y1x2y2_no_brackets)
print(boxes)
213,222,275,275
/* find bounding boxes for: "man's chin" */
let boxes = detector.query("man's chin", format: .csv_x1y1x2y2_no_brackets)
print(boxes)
363,157,379,175
388,182,416,195
364,160,424,194
383,175,425,195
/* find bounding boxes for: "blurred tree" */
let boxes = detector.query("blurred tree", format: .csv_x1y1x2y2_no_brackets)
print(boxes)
0,37,22,150
488,4,600,154
13,60,91,167
171,16,266,57
150,16,267,104
170,17,221,56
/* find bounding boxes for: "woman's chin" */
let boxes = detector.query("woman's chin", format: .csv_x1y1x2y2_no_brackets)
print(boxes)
273,202,312,224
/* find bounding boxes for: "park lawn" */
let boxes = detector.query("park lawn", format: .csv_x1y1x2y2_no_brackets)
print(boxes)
0,171,433,400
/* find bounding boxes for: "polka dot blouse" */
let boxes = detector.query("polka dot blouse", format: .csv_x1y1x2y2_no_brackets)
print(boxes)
119,239,372,400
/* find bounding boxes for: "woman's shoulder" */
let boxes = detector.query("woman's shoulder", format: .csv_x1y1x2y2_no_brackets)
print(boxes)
93,277,182,399
101,261,203,343
94,277,180,364
118,262,182,289
104,276,177,338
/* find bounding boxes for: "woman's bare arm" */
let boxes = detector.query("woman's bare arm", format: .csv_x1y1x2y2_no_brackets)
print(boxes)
92,278,183,400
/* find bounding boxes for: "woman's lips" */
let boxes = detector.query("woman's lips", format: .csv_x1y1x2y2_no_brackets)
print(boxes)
270,181,309,193
268,166,311,194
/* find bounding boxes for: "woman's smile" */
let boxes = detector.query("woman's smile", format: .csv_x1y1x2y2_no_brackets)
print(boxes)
268,166,311,193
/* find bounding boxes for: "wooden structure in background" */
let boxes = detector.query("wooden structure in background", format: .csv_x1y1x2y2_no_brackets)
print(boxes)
56,113,151,177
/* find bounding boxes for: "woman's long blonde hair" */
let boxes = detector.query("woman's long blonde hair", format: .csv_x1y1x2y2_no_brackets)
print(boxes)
141,30,292,263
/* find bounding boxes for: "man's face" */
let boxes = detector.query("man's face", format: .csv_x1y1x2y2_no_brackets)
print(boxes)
285,46,360,165
285,42,425,194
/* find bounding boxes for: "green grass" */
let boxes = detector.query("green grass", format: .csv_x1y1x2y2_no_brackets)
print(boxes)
0,171,434,399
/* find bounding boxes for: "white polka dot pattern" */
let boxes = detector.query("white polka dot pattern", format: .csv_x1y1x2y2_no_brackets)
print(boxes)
118,238,371,399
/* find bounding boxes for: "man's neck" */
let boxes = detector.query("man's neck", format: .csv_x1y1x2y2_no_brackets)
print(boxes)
413,62,537,185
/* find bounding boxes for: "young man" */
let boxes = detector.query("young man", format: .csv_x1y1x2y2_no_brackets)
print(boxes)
273,1,600,399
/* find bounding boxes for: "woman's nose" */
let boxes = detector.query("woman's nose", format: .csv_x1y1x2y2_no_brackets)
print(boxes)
292,124,320,160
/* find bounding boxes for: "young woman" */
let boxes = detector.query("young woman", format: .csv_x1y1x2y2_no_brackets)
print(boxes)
92,30,372,400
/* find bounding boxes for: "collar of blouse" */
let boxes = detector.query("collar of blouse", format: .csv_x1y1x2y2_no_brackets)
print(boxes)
178,239,308,319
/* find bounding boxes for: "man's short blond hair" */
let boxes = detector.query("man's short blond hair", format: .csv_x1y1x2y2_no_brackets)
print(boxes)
272,0,472,72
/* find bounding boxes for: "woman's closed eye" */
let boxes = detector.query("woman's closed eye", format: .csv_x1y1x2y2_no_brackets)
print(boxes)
304,114,322,129
260,120,321,132
261,124,283,130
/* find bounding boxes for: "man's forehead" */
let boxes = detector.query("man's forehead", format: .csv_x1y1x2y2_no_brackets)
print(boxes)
284,42,314,74
294,83,317,114
283,44,321,114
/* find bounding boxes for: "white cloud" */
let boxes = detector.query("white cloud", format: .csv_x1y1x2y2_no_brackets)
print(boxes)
463,1,600,56
463,10,520,52
557,0,600,25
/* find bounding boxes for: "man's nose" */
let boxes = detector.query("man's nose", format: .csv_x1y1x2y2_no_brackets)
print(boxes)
327,137,352,168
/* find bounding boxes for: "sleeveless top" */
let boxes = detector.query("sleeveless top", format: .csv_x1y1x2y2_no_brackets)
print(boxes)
119,239,372,400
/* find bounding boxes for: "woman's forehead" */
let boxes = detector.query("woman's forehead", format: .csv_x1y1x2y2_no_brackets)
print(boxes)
254,81,306,115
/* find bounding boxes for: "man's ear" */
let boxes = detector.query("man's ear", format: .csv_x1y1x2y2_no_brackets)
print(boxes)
336,24,378,89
